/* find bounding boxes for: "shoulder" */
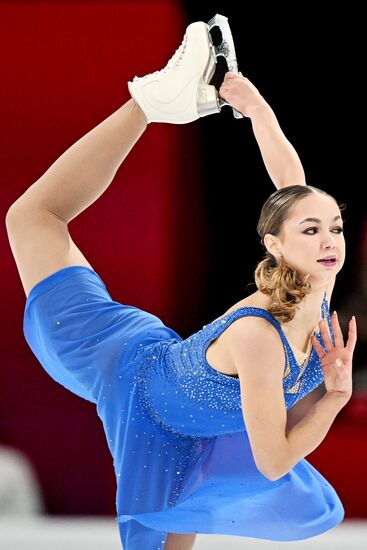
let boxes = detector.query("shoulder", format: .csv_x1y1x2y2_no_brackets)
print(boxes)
225,314,281,344
225,315,285,369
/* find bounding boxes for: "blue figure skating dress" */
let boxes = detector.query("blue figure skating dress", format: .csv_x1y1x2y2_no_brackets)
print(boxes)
23,266,344,549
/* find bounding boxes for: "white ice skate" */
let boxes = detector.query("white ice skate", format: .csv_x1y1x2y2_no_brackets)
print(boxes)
128,13,243,124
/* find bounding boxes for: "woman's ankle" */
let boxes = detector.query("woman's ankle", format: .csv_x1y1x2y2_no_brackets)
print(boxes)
129,98,148,127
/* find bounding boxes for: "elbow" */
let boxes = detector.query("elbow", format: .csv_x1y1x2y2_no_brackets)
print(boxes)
258,467,278,481
260,467,286,482
263,469,285,482
257,460,289,482
255,441,291,481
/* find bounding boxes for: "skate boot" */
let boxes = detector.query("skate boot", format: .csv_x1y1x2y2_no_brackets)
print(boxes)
128,13,243,124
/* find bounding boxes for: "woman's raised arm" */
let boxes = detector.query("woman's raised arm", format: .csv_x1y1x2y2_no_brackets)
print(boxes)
219,72,306,189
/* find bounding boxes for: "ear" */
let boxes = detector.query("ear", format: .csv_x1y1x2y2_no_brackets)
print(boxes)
263,233,282,261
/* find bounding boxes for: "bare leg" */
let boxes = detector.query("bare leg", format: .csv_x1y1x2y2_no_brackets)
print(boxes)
5,98,148,296
12,98,147,223
164,533,197,550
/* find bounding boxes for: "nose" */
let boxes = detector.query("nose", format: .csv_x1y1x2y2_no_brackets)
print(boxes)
321,234,337,250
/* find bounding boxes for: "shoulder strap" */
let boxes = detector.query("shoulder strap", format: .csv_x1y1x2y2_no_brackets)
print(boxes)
202,306,291,368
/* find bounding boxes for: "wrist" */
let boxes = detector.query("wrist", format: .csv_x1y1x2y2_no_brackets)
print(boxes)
325,390,352,407
246,101,273,121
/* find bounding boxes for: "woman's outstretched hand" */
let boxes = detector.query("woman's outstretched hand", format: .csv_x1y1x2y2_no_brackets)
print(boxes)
218,72,269,118
311,312,357,399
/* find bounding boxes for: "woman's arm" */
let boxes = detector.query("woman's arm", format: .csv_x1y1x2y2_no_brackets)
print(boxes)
250,104,306,189
227,317,351,481
219,72,306,189
281,391,349,479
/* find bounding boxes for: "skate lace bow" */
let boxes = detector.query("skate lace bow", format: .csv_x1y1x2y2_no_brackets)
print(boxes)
133,32,188,82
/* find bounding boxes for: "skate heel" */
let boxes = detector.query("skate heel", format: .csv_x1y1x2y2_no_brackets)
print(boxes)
197,83,220,117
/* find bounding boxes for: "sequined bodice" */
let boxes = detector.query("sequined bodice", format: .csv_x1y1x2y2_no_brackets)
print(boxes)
134,295,333,439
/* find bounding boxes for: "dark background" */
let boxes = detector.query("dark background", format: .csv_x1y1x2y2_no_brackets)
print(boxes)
182,1,364,326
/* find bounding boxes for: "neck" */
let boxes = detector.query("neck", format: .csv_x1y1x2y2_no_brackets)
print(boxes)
279,287,331,357
250,285,331,353
283,288,327,330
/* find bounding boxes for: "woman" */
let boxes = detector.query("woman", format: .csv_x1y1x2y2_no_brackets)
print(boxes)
6,20,356,550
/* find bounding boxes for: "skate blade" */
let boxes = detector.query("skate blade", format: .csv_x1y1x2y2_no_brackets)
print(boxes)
203,27,217,85
193,22,220,118
207,14,243,119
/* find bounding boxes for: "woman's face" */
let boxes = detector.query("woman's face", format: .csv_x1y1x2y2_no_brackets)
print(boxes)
273,193,345,287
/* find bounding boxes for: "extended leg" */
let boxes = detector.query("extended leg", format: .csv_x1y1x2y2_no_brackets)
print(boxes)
10,99,147,224
8,14,242,221
5,98,147,297
5,17,224,298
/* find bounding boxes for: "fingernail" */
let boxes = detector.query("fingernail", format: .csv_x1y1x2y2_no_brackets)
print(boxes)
333,310,337,316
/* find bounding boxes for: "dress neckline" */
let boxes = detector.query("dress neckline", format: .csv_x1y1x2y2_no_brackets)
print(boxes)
213,292,329,373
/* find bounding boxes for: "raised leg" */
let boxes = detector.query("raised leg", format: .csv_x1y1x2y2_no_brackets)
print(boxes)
9,98,147,224
5,99,147,297
6,15,226,297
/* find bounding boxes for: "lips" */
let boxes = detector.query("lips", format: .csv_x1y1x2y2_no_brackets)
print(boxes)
317,255,337,266
317,255,336,262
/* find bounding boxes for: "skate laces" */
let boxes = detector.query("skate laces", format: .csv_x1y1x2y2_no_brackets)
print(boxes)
133,32,188,82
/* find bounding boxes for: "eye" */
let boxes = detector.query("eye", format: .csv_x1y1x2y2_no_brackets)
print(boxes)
303,226,344,235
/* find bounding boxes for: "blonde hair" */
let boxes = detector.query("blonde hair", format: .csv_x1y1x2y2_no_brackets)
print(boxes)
254,185,342,323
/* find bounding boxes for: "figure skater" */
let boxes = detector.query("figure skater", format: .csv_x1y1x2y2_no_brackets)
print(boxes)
6,17,357,550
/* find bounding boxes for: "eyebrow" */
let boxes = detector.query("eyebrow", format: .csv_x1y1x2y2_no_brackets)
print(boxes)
298,215,342,225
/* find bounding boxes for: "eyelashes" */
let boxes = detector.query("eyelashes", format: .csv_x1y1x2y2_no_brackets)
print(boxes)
303,227,344,235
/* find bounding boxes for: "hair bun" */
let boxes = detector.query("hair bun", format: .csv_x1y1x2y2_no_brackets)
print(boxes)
254,256,311,323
